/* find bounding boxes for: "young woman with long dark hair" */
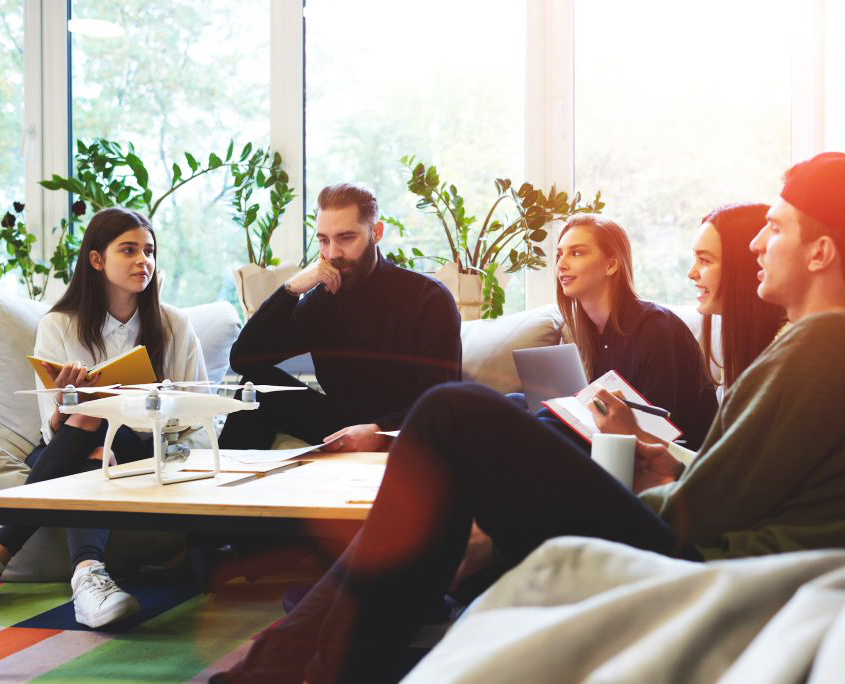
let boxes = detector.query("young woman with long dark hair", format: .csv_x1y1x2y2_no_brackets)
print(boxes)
690,203,785,388
0,207,207,628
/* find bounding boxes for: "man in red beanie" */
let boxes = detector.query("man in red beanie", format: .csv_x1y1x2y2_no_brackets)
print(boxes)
752,152,845,320
214,153,845,684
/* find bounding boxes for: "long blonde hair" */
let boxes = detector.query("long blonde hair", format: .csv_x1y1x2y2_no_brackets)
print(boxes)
556,214,638,379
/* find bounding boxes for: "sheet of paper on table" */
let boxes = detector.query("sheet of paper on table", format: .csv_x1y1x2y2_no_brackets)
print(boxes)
222,434,344,464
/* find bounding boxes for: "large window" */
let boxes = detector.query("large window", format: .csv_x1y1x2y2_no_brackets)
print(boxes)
574,0,792,304
0,0,24,209
304,0,527,312
13,3,841,311
70,0,270,308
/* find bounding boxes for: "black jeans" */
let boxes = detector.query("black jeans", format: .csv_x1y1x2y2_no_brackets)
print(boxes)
0,422,152,569
221,383,699,684
218,367,362,449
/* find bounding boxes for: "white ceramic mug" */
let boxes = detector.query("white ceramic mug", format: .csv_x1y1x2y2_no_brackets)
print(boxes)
591,433,636,490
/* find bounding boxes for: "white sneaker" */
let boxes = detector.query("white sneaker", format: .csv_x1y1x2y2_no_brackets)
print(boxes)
71,561,139,628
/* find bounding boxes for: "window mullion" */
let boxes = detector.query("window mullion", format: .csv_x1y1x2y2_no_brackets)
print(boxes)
269,0,305,268
524,0,574,309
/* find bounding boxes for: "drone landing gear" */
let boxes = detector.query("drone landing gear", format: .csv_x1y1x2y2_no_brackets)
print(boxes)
101,419,221,485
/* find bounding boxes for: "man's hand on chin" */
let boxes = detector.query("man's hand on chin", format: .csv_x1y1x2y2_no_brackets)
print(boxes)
322,424,388,452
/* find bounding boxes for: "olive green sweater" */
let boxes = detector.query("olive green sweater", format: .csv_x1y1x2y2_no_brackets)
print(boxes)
640,311,845,559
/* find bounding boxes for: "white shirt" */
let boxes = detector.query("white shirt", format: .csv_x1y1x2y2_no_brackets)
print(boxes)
34,303,208,443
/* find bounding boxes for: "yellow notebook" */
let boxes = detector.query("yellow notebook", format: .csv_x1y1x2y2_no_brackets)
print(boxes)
26,345,156,390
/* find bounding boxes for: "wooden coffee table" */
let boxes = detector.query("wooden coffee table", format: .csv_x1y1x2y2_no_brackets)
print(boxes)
0,449,387,537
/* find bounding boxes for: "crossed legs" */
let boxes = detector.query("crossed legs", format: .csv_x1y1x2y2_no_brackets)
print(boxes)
219,382,692,683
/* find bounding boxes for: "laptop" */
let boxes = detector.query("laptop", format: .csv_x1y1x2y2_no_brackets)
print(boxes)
513,344,589,412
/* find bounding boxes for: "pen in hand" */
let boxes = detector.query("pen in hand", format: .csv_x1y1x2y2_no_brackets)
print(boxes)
592,396,671,419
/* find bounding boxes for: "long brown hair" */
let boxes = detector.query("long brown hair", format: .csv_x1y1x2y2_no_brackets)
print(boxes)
51,208,168,379
556,214,638,379
700,204,784,387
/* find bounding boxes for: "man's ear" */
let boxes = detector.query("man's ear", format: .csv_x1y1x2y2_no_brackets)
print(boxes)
807,236,839,273
371,220,384,245
89,250,104,271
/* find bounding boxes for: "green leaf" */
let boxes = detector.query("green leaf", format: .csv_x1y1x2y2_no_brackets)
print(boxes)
172,163,182,183
184,151,199,172
226,140,234,161
240,142,253,161
208,153,223,169
529,229,547,242
125,153,149,188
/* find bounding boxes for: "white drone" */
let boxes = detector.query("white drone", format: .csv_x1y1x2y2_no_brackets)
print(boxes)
17,380,305,485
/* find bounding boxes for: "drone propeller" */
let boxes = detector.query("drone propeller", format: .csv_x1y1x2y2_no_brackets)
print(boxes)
122,379,307,394
201,383,308,393
121,379,209,390
16,384,123,396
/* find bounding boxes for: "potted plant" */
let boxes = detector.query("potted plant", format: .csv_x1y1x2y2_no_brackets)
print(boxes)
40,137,297,317
1,201,82,300
388,156,604,319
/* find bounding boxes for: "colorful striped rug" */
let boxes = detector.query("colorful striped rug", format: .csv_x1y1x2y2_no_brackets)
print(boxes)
0,566,321,682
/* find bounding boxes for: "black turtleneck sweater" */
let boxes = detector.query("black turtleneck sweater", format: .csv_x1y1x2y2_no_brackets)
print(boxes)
229,252,462,430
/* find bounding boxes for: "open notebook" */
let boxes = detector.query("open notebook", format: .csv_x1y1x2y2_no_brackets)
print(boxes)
542,370,682,444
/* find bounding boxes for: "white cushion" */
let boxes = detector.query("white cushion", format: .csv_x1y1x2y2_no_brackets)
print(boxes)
461,304,565,393
182,301,241,383
0,293,50,464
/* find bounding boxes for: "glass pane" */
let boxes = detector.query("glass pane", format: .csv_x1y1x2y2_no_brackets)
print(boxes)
0,0,25,294
70,0,270,310
0,0,24,208
305,0,527,313
574,0,792,304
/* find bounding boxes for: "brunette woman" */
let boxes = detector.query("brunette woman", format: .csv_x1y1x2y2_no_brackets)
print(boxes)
689,203,785,389
0,208,207,628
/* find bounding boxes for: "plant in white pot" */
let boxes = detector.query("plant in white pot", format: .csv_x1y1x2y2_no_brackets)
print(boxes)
227,144,300,318
388,156,604,319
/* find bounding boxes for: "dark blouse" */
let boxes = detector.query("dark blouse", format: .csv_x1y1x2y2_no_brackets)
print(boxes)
590,298,718,450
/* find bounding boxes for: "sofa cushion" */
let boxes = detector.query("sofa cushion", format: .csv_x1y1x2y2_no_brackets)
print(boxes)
461,304,565,394
182,301,241,383
0,293,50,463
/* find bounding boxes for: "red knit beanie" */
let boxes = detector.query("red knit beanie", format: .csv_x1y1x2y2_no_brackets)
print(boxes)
780,152,845,231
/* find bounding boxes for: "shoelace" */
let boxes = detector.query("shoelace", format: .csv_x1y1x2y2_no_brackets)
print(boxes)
76,570,123,603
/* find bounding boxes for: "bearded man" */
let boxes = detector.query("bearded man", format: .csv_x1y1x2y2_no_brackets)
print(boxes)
218,182,462,452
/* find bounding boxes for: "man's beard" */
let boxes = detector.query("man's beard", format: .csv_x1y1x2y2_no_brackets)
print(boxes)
330,236,377,290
